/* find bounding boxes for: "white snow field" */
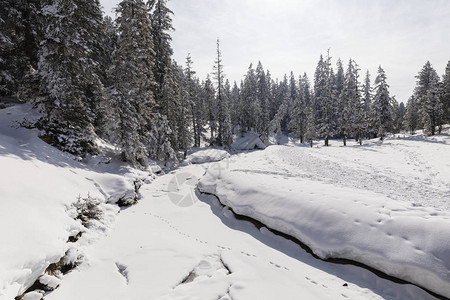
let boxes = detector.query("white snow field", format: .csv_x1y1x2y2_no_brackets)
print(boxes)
0,105,152,299
199,136,450,298
1,103,448,299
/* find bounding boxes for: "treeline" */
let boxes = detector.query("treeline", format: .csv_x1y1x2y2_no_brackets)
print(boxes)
1,0,449,167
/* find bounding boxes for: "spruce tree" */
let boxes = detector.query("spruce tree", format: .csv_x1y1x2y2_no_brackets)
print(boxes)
371,66,392,140
289,73,307,143
304,106,317,147
185,54,204,148
404,96,419,135
213,39,232,147
35,0,105,155
203,75,217,142
414,61,443,135
338,59,362,145
147,0,174,107
362,70,373,138
256,61,270,137
442,61,450,124
314,53,336,146
108,0,155,165
239,63,260,134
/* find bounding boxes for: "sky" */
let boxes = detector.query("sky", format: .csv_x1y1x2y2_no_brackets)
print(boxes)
100,0,450,103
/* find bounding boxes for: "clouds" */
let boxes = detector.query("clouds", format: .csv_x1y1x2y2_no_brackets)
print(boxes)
100,0,450,102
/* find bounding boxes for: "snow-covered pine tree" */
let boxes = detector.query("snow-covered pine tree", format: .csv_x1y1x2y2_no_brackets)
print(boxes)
35,0,105,156
362,70,373,138
213,39,232,147
288,72,307,143
229,81,240,133
404,96,419,135
256,61,270,137
338,59,362,145
441,61,450,124
108,0,155,165
334,58,345,98
314,53,336,146
185,54,204,148
147,0,173,107
414,61,443,135
173,61,192,158
391,98,405,134
370,66,392,140
203,75,217,142
304,105,318,148
267,76,289,140
239,63,260,135
0,0,41,96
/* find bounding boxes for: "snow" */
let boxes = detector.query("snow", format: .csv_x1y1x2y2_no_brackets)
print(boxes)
189,148,229,164
231,132,266,150
0,104,151,299
198,136,450,298
45,163,433,300
1,103,448,299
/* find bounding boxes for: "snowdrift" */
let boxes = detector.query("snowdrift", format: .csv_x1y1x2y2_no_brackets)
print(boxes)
231,132,266,150
189,148,228,164
198,167,450,298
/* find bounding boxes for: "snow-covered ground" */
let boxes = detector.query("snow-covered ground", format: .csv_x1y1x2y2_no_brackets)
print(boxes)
1,104,449,299
0,105,152,299
199,136,450,298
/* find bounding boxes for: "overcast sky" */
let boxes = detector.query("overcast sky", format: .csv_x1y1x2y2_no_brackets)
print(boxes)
100,0,450,103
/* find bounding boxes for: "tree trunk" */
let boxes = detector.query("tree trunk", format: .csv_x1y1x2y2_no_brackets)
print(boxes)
310,140,313,148
325,135,329,146
343,136,346,146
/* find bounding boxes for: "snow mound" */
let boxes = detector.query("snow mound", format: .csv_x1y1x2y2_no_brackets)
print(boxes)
198,163,450,298
189,149,229,164
231,132,266,150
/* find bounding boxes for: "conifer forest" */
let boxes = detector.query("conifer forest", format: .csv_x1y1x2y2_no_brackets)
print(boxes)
1,0,449,166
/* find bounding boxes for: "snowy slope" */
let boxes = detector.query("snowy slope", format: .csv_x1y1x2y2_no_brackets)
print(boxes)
198,137,450,298
1,104,447,299
0,105,151,299
45,163,432,300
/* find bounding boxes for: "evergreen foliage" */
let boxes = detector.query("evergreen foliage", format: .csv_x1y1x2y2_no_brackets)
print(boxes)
371,66,392,140
414,61,443,135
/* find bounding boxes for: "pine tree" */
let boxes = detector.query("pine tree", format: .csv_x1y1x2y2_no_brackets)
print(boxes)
442,61,450,124
1,0,41,97
35,0,105,156
108,0,156,165
371,66,392,140
314,53,336,146
239,63,260,134
289,73,307,143
362,70,373,138
391,98,405,134
304,106,318,147
229,81,240,132
185,54,204,148
212,39,232,147
256,61,270,137
414,61,443,135
147,0,173,107
404,96,419,134
338,59,362,145
203,75,217,142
